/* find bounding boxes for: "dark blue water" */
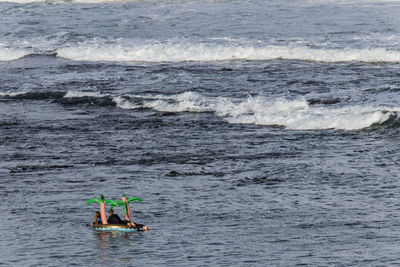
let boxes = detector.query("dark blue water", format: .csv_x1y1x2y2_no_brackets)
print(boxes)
1,0,400,265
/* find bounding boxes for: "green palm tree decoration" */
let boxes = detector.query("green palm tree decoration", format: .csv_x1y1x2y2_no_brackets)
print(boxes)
121,194,142,221
87,194,118,225
109,201,120,212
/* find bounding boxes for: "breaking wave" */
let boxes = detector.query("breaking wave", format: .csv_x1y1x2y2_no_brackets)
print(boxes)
114,92,399,130
56,43,400,63
0,0,148,3
2,41,400,63
1,0,397,3
0,48,30,62
1,90,399,130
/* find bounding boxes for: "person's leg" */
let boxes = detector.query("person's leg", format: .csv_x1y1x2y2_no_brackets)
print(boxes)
132,223,151,231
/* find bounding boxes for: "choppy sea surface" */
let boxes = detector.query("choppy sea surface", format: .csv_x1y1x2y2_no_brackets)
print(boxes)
1,0,400,265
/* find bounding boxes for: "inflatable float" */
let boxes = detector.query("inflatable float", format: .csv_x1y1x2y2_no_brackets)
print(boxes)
87,194,143,232
92,223,137,232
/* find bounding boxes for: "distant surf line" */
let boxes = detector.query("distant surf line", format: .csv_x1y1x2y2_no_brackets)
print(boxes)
2,45,400,63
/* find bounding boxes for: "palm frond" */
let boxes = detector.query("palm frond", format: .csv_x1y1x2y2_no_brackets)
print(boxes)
127,196,142,203
86,198,101,205
104,199,118,206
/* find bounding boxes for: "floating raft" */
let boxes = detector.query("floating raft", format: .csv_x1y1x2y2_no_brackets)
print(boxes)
92,223,137,232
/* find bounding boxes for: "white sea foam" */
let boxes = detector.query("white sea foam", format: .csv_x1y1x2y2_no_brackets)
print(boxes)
0,0,43,2
0,91,28,97
227,102,393,130
3,0,396,3
64,90,107,98
56,43,400,63
113,96,141,109
0,48,29,62
118,92,396,130
1,89,395,130
0,0,152,3
307,0,400,3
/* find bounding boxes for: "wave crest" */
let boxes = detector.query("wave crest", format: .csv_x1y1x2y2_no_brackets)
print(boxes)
56,43,400,63
111,92,398,130
0,48,30,62
2,90,398,130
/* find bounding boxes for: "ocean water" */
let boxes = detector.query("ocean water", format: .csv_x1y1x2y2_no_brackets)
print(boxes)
1,0,400,265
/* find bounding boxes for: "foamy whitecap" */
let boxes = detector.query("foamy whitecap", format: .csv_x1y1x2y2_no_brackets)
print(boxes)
0,0,43,2
56,42,400,63
0,88,396,130
228,105,393,130
0,0,148,3
64,90,107,98
113,96,141,109
0,91,28,97
0,48,29,62
117,92,396,130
